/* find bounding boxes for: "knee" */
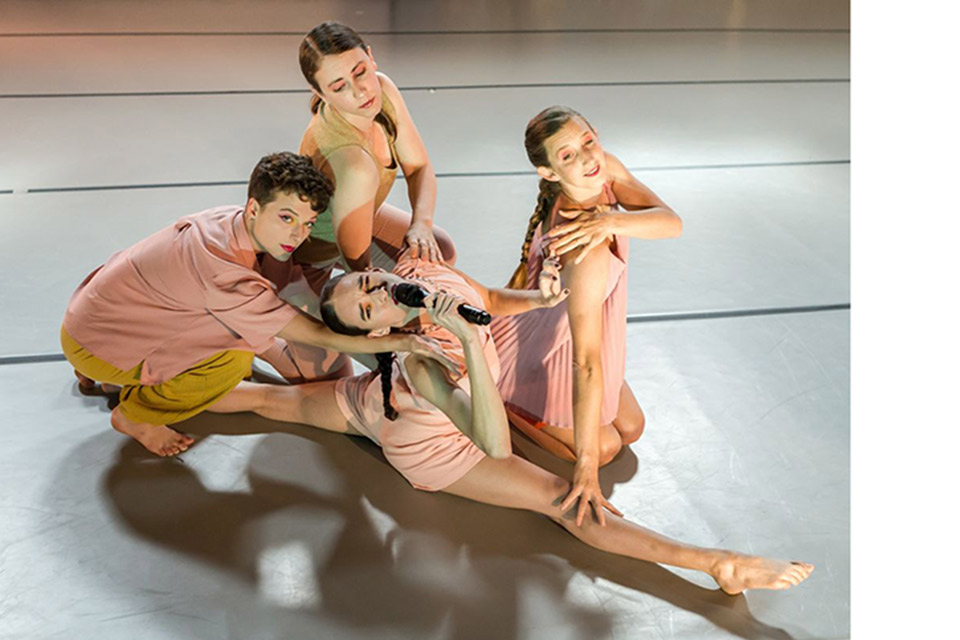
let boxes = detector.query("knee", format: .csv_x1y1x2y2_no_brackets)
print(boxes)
433,227,457,264
618,406,646,445
597,428,623,466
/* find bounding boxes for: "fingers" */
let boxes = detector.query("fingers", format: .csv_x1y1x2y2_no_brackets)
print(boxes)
560,484,582,513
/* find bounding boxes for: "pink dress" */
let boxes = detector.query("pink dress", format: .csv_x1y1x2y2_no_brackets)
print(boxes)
491,183,628,429
334,250,496,492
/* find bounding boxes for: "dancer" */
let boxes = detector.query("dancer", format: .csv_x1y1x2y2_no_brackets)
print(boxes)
292,21,455,278
61,152,451,457
492,106,683,524
209,251,814,595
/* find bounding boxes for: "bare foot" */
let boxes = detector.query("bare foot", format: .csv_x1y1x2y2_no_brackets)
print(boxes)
710,552,815,595
74,369,97,391
74,370,121,394
110,406,195,457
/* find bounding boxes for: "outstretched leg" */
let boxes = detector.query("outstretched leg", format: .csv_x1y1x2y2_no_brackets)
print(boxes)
208,380,360,435
444,454,814,594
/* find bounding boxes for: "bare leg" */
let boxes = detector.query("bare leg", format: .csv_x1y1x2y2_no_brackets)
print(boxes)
207,380,360,435
444,454,814,594
371,202,458,266
110,406,194,457
508,407,626,466
611,380,645,445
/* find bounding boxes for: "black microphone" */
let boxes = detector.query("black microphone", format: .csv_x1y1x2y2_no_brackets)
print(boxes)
392,282,491,326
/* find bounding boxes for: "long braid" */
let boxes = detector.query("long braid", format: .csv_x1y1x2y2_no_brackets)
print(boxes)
507,179,560,289
375,352,398,421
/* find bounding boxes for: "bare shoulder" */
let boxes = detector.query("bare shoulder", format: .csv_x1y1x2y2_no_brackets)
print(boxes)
378,72,402,101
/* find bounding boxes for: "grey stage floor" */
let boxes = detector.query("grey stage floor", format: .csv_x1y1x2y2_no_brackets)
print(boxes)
0,2,850,639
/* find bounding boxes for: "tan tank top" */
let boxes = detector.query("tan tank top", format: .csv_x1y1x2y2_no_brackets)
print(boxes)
299,79,400,244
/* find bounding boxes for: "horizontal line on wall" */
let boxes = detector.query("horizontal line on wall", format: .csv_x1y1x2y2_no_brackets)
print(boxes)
0,28,851,38
16,160,849,195
0,78,850,100
626,303,850,324
0,303,850,367
18,159,849,194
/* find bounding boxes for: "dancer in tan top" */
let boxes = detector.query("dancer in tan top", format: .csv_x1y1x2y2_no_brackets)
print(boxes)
292,22,456,281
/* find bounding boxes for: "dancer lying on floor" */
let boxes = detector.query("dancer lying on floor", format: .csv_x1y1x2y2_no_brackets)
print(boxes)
62,152,450,457
209,250,814,594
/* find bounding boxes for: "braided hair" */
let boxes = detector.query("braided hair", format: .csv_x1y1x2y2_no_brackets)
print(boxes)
319,273,399,421
299,22,397,140
507,106,593,289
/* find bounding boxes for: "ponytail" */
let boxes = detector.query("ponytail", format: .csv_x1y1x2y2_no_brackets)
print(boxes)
506,179,560,289
375,352,398,421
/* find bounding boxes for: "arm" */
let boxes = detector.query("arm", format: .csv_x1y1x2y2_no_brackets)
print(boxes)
559,242,621,525
449,261,569,318
380,74,440,260
405,295,511,459
546,152,682,262
325,146,381,271
277,312,457,374
604,152,682,238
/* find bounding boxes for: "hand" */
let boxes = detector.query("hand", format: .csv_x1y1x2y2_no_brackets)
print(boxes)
424,291,475,342
403,334,460,376
545,206,615,264
537,257,570,308
560,459,623,527
405,223,443,262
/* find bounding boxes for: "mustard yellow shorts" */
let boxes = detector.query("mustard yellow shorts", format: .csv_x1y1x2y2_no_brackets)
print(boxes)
61,326,253,425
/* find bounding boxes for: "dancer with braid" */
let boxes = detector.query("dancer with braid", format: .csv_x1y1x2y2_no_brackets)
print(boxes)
492,106,682,525
209,249,814,595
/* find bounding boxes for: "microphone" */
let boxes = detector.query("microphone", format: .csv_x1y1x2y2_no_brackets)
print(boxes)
392,282,491,326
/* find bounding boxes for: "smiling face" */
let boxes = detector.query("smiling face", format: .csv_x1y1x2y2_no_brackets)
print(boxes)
312,46,381,118
537,118,607,198
244,191,318,261
326,270,411,334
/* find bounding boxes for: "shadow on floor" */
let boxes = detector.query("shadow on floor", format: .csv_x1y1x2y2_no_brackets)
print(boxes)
52,406,810,639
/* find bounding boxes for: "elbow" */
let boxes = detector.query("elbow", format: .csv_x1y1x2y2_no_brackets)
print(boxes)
573,358,600,379
485,441,512,460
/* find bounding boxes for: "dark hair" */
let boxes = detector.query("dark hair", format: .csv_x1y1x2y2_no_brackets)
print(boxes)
247,152,333,214
319,273,399,421
506,106,594,289
298,22,397,140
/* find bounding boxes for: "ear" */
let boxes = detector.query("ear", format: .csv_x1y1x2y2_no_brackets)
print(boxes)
536,166,560,183
245,197,260,218
365,45,378,70
367,327,390,338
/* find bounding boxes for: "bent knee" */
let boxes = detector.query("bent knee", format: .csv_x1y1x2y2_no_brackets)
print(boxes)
597,427,624,466
433,227,458,264
618,408,646,445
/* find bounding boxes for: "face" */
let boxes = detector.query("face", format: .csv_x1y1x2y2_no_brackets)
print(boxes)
313,47,381,117
537,118,607,194
329,270,410,333
245,191,318,261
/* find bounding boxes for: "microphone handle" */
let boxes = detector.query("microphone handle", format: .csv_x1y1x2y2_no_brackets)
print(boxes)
457,303,491,326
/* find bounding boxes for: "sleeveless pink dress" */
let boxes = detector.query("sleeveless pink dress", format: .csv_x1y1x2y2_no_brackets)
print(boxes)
491,183,628,429
334,250,497,492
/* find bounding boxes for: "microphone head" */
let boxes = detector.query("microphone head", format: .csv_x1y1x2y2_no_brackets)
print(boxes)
392,282,428,307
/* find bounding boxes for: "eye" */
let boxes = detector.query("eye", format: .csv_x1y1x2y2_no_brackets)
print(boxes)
280,214,293,223
332,84,345,93
305,220,315,229
584,138,595,147
355,68,366,77
561,153,574,163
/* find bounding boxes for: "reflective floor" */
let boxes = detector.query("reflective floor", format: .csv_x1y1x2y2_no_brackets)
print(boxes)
0,2,850,638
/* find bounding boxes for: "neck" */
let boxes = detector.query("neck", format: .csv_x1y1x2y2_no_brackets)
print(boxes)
558,184,604,208
243,214,267,255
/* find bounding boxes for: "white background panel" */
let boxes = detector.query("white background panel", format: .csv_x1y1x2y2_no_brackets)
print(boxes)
0,83,849,192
